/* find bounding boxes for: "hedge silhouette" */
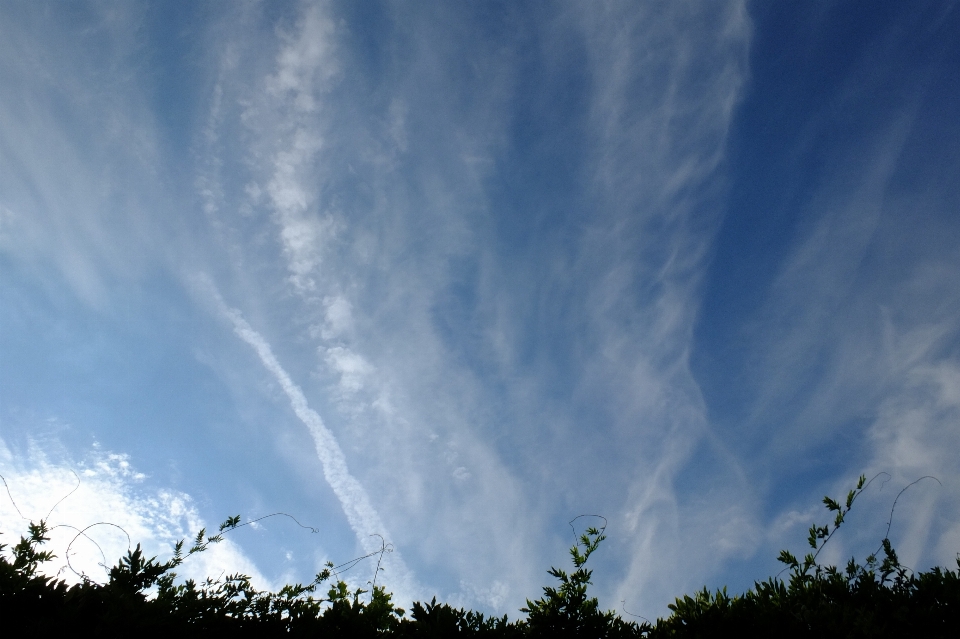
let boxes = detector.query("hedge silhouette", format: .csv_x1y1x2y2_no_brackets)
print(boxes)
1,474,958,637
642,475,960,638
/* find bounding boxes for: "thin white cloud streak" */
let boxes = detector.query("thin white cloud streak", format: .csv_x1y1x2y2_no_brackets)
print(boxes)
203,285,421,598
219,301,381,544
742,118,915,448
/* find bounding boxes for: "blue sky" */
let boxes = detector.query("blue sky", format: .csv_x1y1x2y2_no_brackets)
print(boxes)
2,0,959,618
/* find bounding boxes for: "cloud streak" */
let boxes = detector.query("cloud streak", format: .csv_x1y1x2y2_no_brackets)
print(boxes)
205,284,420,598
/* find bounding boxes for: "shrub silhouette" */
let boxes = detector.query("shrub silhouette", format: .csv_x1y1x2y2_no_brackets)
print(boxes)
522,522,639,638
2,474,958,637
642,475,960,638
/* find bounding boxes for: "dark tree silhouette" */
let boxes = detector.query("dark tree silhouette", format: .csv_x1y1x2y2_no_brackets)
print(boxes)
2,474,958,637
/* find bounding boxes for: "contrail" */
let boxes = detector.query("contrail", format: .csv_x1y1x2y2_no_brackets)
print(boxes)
224,306,388,550
194,278,421,599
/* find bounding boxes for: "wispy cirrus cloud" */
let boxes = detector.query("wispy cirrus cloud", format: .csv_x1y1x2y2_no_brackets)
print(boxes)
545,0,754,611
703,2,960,584
5,0,957,622
195,0,540,609
191,0,758,615
0,1,171,308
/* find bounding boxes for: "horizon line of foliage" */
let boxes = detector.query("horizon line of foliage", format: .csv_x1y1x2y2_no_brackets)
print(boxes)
2,475,959,637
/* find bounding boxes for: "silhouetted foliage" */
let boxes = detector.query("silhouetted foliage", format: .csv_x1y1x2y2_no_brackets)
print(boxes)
2,474,958,637
641,475,960,638
522,522,639,639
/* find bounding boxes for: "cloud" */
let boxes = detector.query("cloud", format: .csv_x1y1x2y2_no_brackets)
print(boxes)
739,118,915,447
559,0,753,611
193,0,758,616
13,0,956,621
195,0,540,610
862,358,960,570
205,289,422,600
714,17,960,582
0,2,170,309
325,346,374,395
0,438,270,589
248,4,342,294
219,299,382,544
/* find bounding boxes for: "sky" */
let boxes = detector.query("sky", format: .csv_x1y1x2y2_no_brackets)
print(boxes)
2,0,959,619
